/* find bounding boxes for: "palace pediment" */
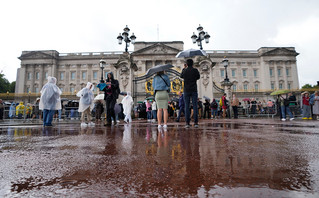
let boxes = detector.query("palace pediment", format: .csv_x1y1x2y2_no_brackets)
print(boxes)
261,48,299,56
19,51,58,60
132,43,180,55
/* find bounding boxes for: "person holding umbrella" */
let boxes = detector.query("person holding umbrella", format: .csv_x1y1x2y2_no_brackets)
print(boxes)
180,59,200,128
152,71,170,129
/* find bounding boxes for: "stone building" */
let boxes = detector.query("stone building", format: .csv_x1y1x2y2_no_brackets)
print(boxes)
15,41,299,102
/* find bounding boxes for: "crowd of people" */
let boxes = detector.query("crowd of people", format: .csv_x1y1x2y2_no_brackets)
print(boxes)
1,60,319,126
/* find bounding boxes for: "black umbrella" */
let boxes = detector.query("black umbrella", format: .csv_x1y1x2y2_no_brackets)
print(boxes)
175,48,207,58
146,64,174,76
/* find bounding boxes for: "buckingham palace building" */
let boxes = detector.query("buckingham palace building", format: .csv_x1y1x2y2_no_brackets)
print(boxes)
15,41,299,102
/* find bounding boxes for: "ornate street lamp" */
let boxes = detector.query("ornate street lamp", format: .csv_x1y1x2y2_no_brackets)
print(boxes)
222,58,229,82
6,91,9,100
117,25,137,52
100,59,106,83
191,24,210,50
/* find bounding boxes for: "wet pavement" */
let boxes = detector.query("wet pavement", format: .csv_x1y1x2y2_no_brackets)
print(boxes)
1,118,319,197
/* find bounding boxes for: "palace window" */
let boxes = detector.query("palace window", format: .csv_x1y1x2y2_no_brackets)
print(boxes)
82,72,86,80
35,87,39,93
253,69,258,77
271,82,275,90
269,68,273,77
243,84,248,91
93,71,98,80
36,72,39,80
60,72,64,80
278,68,281,76
286,68,290,76
279,83,283,89
27,72,31,80
44,72,48,80
233,84,237,91
254,84,259,91
231,69,236,77
242,69,247,77
70,87,75,93
288,82,291,90
220,70,224,77
71,72,76,80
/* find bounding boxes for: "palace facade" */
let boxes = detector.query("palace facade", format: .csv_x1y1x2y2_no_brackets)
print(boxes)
15,41,299,102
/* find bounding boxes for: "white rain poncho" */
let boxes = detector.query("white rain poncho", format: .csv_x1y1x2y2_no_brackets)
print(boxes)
121,91,133,116
39,76,62,110
76,82,94,112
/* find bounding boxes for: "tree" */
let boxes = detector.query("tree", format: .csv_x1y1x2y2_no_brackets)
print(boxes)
0,73,15,93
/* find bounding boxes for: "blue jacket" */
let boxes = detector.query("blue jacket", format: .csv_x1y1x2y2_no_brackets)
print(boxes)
152,74,170,92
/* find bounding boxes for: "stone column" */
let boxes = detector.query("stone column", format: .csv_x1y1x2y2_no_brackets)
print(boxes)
30,64,35,92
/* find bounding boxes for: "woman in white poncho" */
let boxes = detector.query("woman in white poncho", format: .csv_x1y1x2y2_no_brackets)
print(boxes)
77,82,95,127
39,76,62,127
121,91,133,123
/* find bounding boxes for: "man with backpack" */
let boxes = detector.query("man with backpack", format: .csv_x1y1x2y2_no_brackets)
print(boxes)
210,99,218,119
103,72,120,126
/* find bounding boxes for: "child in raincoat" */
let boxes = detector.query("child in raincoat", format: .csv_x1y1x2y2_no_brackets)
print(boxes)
121,91,133,123
39,76,62,127
77,82,95,127
16,102,25,119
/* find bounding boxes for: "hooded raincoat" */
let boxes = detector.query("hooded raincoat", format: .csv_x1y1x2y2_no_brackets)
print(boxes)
121,91,133,116
76,82,95,112
16,102,25,115
9,103,16,118
39,76,62,110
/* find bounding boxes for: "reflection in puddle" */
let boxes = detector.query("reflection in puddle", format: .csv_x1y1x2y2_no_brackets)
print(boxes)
1,120,319,197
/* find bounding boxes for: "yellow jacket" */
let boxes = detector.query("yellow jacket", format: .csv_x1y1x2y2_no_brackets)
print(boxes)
16,102,25,115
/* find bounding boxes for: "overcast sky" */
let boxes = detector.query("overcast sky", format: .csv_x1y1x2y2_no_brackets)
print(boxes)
0,0,318,87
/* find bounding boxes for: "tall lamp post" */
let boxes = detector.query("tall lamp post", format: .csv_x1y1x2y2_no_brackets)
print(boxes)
100,59,106,83
222,58,230,82
191,24,211,50
6,91,9,100
117,25,137,53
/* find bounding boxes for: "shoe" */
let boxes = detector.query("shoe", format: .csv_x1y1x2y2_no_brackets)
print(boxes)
88,122,95,127
290,118,294,121
281,118,286,121
147,119,151,122
116,120,120,123
158,125,162,129
185,124,191,128
152,119,156,123
59,119,63,121
81,122,88,127
104,122,112,126
175,119,179,122
163,125,167,129
308,117,312,120
302,117,308,120
194,124,199,128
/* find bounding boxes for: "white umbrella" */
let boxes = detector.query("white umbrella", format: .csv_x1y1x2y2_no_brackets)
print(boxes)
176,48,207,58
94,94,104,100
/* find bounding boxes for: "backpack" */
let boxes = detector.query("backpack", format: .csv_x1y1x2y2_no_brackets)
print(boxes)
211,101,218,109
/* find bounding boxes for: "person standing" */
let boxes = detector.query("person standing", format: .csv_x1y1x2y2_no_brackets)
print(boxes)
103,72,120,126
210,99,218,119
221,93,228,119
77,82,95,127
180,59,200,128
176,91,185,122
278,94,294,121
9,102,16,119
302,91,311,119
16,102,25,119
122,91,134,123
203,99,211,119
146,99,152,122
312,91,319,120
39,76,62,127
151,100,157,123
152,71,170,129
231,94,239,119
95,100,104,123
